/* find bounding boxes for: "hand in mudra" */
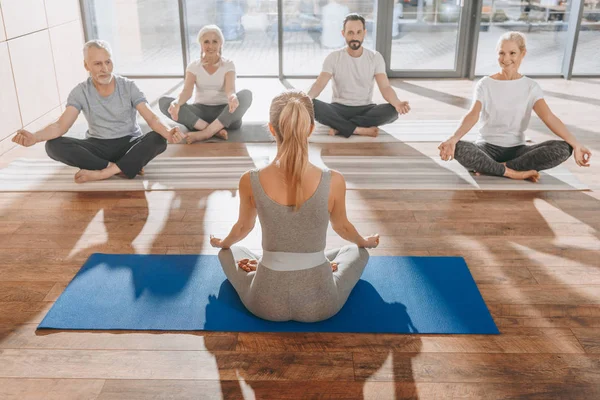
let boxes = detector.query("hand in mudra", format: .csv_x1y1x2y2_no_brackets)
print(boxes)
438,139,457,161
394,101,410,115
574,145,592,167
12,130,37,147
238,258,257,272
362,234,380,249
228,95,239,113
168,127,186,144
168,101,180,121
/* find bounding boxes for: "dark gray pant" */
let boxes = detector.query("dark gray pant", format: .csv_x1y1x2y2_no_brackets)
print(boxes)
454,140,573,176
45,132,167,179
159,89,253,131
312,99,399,138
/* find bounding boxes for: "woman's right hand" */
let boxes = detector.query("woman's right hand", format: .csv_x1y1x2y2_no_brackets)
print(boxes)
361,234,380,249
438,138,457,161
168,101,181,121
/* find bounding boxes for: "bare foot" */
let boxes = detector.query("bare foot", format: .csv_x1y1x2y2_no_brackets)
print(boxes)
237,258,257,273
138,168,145,176
504,167,540,182
330,261,338,272
216,129,228,140
186,131,202,144
354,127,379,137
328,128,338,136
74,169,111,183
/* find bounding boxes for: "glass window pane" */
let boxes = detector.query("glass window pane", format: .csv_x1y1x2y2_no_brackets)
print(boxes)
87,0,183,75
573,0,600,75
185,1,278,76
282,1,377,76
390,0,462,71
475,0,571,75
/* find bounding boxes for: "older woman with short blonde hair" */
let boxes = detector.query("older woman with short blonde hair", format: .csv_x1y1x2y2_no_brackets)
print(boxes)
159,25,252,143
438,32,591,181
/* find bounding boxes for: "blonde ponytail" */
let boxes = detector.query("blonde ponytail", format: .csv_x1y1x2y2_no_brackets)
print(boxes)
269,91,314,211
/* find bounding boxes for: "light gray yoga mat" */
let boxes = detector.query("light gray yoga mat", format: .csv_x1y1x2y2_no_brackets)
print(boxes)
321,156,588,191
0,155,587,192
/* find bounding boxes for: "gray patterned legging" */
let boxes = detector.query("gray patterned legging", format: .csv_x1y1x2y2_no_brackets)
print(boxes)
453,140,573,176
158,89,252,131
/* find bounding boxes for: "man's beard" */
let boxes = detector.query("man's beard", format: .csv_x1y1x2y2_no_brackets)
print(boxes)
348,40,362,50
95,73,113,85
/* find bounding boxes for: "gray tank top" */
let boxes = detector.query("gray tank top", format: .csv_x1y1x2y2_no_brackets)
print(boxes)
250,168,331,254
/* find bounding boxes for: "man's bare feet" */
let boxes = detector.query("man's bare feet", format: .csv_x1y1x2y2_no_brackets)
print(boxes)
504,167,540,182
215,129,228,140
74,169,111,183
238,258,257,273
328,128,338,136
354,126,379,137
330,261,338,272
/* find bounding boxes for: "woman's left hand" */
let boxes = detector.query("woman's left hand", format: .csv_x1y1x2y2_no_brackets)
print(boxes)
228,94,239,113
574,145,592,167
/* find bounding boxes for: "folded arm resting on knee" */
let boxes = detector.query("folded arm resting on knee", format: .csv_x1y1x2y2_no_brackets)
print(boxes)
12,106,80,147
533,99,591,167
210,172,257,249
136,103,185,144
375,73,410,115
439,101,481,161
329,170,379,249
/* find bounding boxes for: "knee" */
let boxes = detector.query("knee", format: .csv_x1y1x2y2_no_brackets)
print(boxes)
236,89,253,107
311,99,326,118
45,138,65,159
561,141,574,157
358,247,370,264
148,131,167,152
158,97,173,116
453,140,470,159
218,248,235,266
384,104,399,122
340,244,370,264
229,120,242,130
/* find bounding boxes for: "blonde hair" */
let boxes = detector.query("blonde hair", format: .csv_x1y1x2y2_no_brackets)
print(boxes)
269,91,315,211
197,25,225,63
496,31,527,52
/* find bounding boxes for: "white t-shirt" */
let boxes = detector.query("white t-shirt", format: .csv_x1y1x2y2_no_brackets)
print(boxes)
186,58,236,105
474,76,544,147
322,47,387,106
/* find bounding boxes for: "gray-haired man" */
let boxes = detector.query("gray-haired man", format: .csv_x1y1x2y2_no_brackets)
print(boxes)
12,40,185,183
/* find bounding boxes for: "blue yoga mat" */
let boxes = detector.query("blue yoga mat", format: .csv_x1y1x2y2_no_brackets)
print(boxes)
38,254,498,334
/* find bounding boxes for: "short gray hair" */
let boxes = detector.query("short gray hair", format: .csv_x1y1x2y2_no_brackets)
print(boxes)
83,40,113,59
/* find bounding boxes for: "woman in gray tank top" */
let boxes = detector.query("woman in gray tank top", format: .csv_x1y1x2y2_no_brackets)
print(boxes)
210,90,379,322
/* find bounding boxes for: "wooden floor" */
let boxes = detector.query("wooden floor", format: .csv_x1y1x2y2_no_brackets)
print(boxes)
1,78,599,399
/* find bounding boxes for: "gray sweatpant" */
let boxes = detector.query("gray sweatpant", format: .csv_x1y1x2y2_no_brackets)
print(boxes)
159,89,252,131
454,140,573,176
312,99,399,138
218,245,370,322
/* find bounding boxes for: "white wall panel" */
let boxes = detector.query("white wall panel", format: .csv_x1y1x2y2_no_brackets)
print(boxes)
0,42,22,140
8,30,60,125
1,0,48,39
50,20,86,103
